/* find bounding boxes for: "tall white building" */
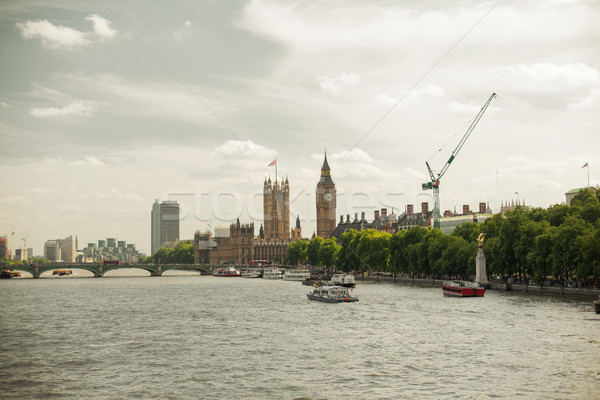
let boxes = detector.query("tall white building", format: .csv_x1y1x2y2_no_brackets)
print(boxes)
56,236,77,263
151,200,180,255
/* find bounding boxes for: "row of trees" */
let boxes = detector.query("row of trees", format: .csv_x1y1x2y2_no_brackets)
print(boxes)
140,240,194,264
285,189,600,285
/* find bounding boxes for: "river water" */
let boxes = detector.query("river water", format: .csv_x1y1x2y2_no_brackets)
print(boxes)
1,273,598,400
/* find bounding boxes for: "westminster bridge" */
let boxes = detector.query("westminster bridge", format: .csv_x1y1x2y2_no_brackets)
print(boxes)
10,263,211,278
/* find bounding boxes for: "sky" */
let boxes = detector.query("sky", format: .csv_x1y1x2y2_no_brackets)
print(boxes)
1,0,599,256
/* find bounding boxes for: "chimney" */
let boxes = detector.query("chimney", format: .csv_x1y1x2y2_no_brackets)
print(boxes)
381,208,387,218
407,204,414,215
374,210,380,220
463,205,470,215
421,202,429,213
444,210,452,217
479,202,486,214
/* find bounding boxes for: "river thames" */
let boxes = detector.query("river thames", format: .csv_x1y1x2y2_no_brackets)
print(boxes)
1,273,598,399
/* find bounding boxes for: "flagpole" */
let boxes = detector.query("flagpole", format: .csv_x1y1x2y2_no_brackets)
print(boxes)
588,164,590,188
275,157,278,185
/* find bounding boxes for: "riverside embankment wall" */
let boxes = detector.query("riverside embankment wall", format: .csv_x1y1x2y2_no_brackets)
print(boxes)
357,275,600,299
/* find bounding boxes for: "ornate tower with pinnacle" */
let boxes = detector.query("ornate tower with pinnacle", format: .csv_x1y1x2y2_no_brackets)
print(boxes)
316,151,336,239
263,174,290,240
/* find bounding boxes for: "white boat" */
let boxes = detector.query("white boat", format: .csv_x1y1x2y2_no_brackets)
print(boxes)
307,284,358,303
213,267,242,277
242,270,261,278
331,273,356,287
262,267,283,279
283,269,311,281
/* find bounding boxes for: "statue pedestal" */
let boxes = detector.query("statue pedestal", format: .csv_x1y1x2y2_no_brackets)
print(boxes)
475,247,488,284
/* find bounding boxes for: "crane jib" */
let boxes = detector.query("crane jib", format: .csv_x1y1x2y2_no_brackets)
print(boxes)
424,92,497,230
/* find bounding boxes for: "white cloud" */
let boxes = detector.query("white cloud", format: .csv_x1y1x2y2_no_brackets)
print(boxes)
211,140,276,161
16,15,116,49
569,86,600,110
93,188,144,202
173,20,193,40
503,63,599,88
317,73,360,94
71,156,105,167
86,14,117,39
16,19,90,49
0,195,30,205
30,101,93,118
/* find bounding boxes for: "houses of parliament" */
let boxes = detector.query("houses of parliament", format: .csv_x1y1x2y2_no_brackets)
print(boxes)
193,154,336,265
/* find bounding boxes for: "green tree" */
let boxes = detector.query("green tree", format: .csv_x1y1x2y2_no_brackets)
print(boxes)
173,241,194,264
285,240,309,265
307,236,324,265
318,238,340,268
451,221,481,243
356,230,391,272
337,229,361,272
552,216,586,282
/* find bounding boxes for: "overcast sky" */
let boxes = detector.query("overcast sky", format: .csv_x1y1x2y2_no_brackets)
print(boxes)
1,0,599,256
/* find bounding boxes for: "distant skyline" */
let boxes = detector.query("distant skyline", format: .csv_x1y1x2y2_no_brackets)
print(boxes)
1,0,599,255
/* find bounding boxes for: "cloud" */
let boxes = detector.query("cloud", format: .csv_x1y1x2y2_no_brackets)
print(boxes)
71,156,105,167
0,195,30,205
16,19,90,49
30,101,93,118
501,63,599,89
173,20,193,40
317,73,360,94
16,15,116,49
211,140,275,161
93,188,144,202
86,14,117,40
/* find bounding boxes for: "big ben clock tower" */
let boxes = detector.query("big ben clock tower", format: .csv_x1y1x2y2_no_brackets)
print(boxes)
316,152,336,239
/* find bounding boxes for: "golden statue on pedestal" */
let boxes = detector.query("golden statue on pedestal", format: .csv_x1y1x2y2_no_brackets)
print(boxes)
477,233,485,247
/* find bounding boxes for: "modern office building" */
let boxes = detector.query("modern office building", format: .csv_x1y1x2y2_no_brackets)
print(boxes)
44,240,62,261
83,239,144,263
151,200,180,255
0,235,8,260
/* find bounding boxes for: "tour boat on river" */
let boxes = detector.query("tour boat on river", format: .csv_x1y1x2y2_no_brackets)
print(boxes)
283,269,310,281
262,267,283,279
213,267,242,277
442,280,485,297
331,273,356,287
307,284,358,303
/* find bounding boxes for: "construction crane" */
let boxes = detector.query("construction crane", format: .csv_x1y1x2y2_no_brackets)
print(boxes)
422,92,497,229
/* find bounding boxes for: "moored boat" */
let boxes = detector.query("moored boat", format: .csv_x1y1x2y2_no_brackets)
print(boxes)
442,280,485,297
307,284,358,303
283,269,310,281
1,268,12,279
241,270,261,278
331,273,356,287
262,267,283,279
213,267,242,277
53,269,73,276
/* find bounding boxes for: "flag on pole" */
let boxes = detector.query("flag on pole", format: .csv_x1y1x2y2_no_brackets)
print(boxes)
268,160,276,167
582,162,589,168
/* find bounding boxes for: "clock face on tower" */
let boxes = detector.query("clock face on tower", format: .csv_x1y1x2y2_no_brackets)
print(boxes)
324,193,333,202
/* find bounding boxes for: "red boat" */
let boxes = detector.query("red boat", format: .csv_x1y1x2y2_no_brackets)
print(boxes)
442,280,485,297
